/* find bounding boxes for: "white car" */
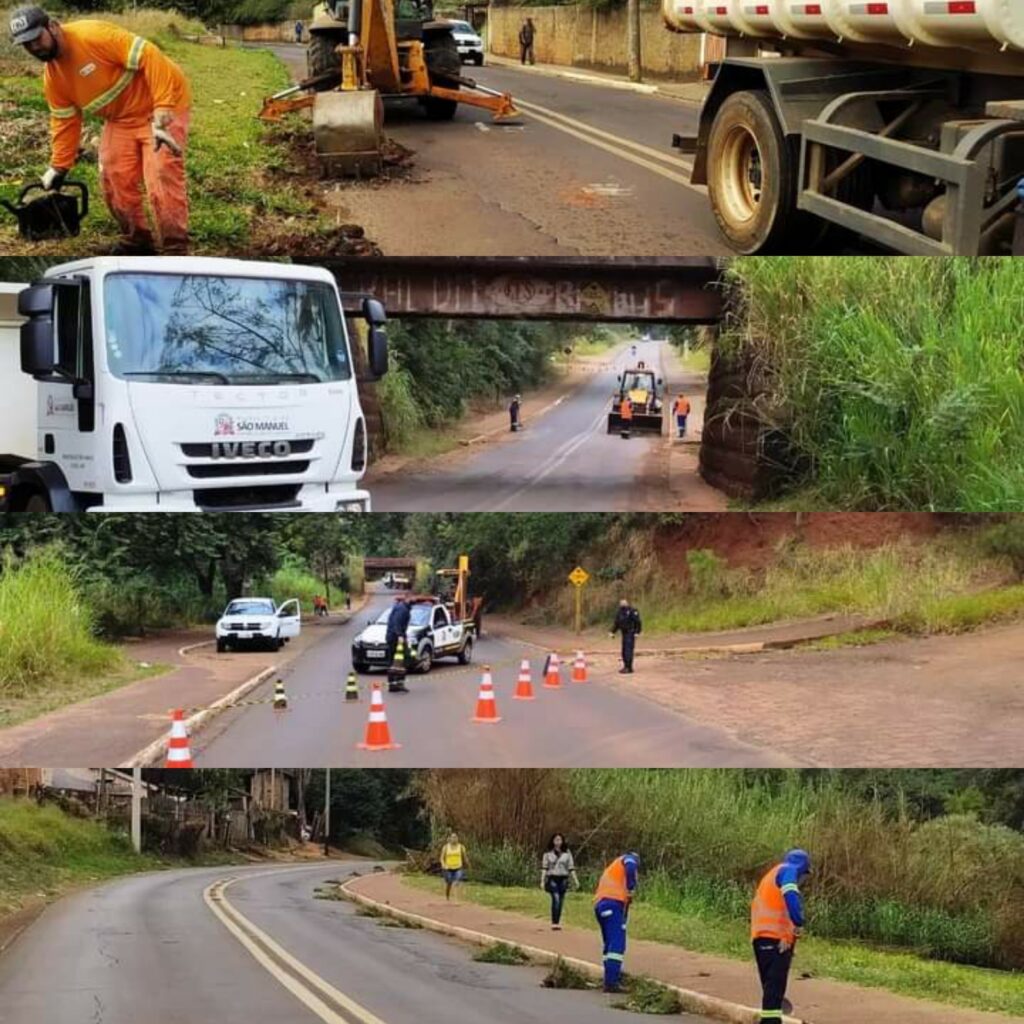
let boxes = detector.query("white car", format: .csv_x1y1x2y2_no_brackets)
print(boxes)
215,597,301,652
447,20,484,66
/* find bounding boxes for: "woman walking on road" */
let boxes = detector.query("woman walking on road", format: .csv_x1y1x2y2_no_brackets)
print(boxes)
541,833,579,929
440,831,470,902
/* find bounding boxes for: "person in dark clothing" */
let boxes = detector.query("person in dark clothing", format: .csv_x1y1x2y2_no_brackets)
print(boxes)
385,596,411,666
519,18,535,65
294,19,303,42
610,598,642,674
509,394,522,432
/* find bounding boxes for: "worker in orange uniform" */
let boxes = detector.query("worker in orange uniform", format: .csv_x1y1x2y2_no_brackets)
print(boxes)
750,848,811,1023
673,393,691,438
593,851,639,993
619,396,633,439
10,5,192,254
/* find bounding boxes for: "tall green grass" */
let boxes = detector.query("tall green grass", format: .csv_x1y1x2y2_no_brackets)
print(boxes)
265,564,325,612
419,770,1024,971
0,799,157,915
539,526,1022,635
721,257,1024,510
0,549,121,697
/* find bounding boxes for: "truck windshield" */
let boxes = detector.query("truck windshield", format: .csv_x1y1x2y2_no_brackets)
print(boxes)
375,605,433,627
103,274,352,384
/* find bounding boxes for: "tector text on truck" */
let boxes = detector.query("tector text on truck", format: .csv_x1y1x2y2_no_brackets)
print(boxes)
0,258,389,512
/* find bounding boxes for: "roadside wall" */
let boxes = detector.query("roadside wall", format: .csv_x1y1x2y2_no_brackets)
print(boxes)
222,21,299,42
487,5,701,79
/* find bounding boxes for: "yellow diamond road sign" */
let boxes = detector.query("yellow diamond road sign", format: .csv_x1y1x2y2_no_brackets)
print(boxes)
568,566,590,587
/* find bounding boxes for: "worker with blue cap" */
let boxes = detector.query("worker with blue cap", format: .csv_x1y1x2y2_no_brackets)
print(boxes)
593,851,640,993
750,848,811,1022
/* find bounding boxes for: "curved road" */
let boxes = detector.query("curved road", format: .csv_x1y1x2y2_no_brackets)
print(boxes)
371,340,708,511
192,590,791,768
0,862,714,1024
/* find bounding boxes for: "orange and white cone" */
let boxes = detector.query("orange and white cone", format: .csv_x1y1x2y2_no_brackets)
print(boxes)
164,709,193,768
572,650,588,683
357,683,401,751
544,651,562,689
513,657,535,701
472,666,502,723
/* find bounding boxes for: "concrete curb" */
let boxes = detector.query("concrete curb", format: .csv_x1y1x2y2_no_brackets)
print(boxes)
339,875,804,1024
123,665,277,768
178,638,215,657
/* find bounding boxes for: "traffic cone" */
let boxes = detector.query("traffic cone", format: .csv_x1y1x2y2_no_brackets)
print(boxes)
388,637,408,693
357,683,401,751
513,657,535,701
471,666,502,723
544,652,562,689
345,670,359,701
164,709,193,768
272,678,288,710
572,650,588,683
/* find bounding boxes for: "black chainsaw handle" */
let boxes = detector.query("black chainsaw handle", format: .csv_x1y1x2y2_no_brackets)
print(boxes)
17,179,89,217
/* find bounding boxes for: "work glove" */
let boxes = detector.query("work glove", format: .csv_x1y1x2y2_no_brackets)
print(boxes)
41,166,67,190
151,109,182,156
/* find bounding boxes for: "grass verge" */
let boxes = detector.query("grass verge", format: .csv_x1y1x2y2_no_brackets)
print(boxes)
403,875,1024,1016
0,10,364,256
0,799,161,919
474,941,531,964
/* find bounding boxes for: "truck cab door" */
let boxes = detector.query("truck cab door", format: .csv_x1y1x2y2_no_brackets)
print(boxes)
432,606,450,649
276,599,302,638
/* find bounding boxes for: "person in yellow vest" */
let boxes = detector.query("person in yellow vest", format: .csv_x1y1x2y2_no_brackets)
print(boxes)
619,396,634,439
10,5,192,254
593,851,640,993
750,849,811,1022
439,831,470,902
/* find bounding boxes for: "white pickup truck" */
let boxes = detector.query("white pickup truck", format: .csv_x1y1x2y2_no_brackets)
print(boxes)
0,257,388,512
215,597,301,652
351,598,475,674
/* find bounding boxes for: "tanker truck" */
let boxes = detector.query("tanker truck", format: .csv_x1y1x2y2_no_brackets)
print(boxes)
663,0,1024,254
0,257,388,512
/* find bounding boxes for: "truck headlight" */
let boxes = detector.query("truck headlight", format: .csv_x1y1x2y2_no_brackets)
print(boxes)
336,500,367,512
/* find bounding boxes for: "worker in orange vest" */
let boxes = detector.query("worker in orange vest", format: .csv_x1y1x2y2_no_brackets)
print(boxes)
619,396,634,439
11,5,192,254
593,851,640,993
750,849,811,1023
673,393,691,438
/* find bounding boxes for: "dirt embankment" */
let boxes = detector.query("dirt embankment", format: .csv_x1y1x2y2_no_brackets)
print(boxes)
652,512,946,574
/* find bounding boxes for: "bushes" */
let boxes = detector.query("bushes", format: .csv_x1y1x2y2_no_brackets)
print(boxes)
720,257,1024,510
0,548,121,697
418,770,1024,969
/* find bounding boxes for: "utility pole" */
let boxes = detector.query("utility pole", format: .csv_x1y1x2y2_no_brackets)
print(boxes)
323,769,331,857
627,0,642,82
131,768,142,854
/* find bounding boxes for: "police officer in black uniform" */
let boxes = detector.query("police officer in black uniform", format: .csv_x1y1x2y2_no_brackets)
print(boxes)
610,598,642,674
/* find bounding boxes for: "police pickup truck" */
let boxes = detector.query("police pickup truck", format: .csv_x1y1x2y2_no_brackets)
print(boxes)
351,597,475,674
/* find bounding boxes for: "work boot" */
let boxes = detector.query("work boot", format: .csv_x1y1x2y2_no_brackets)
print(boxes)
109,234,156,256
161,235,190,256
603,984,622,994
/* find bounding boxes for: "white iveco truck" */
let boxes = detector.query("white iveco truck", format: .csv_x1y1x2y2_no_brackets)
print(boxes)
663,0,1024,254
0,257,388,512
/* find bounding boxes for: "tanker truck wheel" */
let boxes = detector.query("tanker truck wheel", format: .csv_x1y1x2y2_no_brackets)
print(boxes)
706,89,808,254
307,31,343,86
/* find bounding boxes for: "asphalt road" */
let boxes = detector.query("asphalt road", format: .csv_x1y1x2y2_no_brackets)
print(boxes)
264,43,725,257
371,340,696,511
0,862,713,1024
192,590,789,768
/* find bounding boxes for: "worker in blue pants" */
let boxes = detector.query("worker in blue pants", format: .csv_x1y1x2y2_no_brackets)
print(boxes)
593,851,640,993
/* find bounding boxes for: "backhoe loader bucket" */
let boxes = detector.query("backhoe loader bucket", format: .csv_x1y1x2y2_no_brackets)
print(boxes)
313,90,385,177
607,411,663,435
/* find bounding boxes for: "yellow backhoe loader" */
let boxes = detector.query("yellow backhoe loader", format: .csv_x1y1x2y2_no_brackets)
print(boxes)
259,0,520,176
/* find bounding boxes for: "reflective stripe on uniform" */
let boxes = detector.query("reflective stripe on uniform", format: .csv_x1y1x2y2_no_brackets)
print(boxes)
604,953,625,962
781,883,800,895
125,35,145,69
49,105,78,119
760,1013,783,1021
84,68,136,113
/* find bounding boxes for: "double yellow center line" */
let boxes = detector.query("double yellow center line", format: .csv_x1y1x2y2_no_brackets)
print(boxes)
205,869,389,1024
512,97,705,193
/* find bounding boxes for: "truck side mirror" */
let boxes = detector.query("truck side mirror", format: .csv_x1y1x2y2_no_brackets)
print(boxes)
362,298,388,379
18,282,54,317
20,317,56,377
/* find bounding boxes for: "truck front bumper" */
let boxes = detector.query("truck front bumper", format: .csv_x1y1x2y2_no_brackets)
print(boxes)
88,485,372,513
